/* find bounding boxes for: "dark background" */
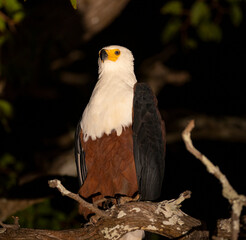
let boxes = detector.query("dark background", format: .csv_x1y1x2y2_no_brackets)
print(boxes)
0,0,246,238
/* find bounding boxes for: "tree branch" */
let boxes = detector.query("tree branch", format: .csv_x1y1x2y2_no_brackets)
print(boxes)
182,120,246,240
139,45,190,95
0,181,201,240
48,179,109,218
77,0,130,41
167,114,246,144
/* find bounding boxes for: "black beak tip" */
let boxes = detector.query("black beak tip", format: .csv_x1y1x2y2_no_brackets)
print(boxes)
100,49,108,62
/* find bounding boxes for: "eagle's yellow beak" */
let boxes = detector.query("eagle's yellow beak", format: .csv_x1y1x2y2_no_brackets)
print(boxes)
99,49,121,62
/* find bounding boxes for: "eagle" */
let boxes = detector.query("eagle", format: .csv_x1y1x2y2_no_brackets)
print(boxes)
75,45,166,240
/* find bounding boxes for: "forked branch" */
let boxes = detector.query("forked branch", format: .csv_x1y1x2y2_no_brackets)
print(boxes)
182,120,246,240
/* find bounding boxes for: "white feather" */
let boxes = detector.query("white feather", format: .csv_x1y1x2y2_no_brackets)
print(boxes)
81,45,137,141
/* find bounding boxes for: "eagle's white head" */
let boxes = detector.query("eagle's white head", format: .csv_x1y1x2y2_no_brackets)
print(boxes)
81,45,137,141
98,45,135,79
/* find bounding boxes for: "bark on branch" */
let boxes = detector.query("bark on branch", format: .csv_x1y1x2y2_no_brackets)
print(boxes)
0,180,201,240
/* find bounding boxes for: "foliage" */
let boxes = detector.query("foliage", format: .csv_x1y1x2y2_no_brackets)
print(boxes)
0,152,23,195
161,0,243,48
161,1,183,15
70,0,77,10
0,100,15,195
0,1,24,193
0,99,13,132
0,0,25,45
5,198,81,230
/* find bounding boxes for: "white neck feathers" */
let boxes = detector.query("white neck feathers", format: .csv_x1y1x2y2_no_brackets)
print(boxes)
81,64,137,142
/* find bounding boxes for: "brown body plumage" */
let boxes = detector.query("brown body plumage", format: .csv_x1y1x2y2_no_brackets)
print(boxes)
79,127,138,216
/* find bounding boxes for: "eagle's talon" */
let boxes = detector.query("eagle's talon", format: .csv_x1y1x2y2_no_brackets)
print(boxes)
89,214,100,224
102,198,117,209
117,194,140,205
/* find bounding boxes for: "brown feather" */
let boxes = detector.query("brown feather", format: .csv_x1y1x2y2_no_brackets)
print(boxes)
78,127,138,217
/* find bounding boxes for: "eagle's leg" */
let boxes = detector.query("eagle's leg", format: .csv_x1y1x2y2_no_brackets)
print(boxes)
117,194,140,205
89,197,117,224
93,196,117,209
93,197,108,206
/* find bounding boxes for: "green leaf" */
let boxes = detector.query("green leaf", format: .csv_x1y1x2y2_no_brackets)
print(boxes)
0,35,7,45
0,17,6,32
162,18,182,43
185,38,198,49
0,99,13,118
190,1,211,26
197,22,222,42
70,0,77,10
161,1,183,15
13,11,25,23
4,0,23,14
230,4,243,26
0,153,16,168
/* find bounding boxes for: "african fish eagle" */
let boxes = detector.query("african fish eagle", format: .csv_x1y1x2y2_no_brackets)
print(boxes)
75,45,166,240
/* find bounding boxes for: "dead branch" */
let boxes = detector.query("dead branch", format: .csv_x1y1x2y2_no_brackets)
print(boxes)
140,46,190,95
214,218,231,239
0,216,20,232
167,114,246,144
48,179,109,218
0,181,201,240
77,0,130,41
182,120,246,240
213,216,246,239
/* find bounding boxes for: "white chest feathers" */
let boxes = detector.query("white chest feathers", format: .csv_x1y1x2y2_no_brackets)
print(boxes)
81,74,136,142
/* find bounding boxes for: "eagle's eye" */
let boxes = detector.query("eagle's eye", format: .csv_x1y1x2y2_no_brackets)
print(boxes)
115,50,120,56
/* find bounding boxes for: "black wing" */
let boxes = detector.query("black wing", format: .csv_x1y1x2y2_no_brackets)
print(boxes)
133,83,166,201
74,120,87,187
